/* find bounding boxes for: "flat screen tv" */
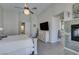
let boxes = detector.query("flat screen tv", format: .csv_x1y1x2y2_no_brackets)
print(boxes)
40,22,49,30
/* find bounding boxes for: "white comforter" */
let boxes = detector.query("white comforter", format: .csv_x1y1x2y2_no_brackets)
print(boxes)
0,35,34,54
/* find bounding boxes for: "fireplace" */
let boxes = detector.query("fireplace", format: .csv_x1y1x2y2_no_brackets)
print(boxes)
71,24,79,42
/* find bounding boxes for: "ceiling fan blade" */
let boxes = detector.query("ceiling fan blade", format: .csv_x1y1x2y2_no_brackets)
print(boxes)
29,10,34,14
14,6,24,9
14,3,35,15
24,6,33,14
32,7,37,9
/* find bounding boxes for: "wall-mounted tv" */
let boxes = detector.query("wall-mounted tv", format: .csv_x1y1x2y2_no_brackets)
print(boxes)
40,22,49,31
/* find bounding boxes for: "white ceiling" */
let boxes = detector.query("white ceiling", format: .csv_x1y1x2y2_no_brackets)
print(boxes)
0,3,51,15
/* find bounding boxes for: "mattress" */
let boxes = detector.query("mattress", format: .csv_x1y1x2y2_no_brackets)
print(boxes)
2,48,34,55
0,35,34,54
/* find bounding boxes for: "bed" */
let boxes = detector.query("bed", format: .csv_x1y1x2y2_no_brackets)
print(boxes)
0,35,37,55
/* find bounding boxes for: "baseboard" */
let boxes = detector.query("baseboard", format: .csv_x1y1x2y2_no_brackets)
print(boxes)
49,40,60,43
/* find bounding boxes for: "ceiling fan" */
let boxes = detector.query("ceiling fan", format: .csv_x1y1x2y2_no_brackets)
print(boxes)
14,3,37,15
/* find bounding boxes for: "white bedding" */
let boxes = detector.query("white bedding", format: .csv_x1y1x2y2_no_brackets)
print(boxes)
0,35,34,55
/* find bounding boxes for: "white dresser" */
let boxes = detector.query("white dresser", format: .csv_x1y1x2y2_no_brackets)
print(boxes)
38,31,49,43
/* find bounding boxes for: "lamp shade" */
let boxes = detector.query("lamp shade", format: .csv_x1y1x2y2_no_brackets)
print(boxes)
21,25,24,31
0,27,3,31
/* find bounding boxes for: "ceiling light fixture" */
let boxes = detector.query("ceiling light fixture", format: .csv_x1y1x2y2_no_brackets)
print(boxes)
24,3,30,16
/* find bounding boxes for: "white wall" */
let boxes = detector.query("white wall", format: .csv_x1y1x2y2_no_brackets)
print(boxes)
19,12,30,36
0,7,36,36
19,13,38,37
30,14,38,37
0,7,3,28
2,10,38,36
3,10,19,35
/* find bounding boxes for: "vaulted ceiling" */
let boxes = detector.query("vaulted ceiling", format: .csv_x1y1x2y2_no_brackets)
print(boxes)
0,3,52,15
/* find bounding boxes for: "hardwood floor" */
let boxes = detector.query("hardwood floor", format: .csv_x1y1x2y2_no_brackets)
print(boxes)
37,40,64,55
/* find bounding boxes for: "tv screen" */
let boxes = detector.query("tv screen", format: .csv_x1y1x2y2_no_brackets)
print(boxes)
40,22,49,30
71,24,79,41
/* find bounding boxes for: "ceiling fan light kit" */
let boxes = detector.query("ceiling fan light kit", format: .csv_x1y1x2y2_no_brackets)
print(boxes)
15,3,37,15
24,8,30,16
24,3,30,16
